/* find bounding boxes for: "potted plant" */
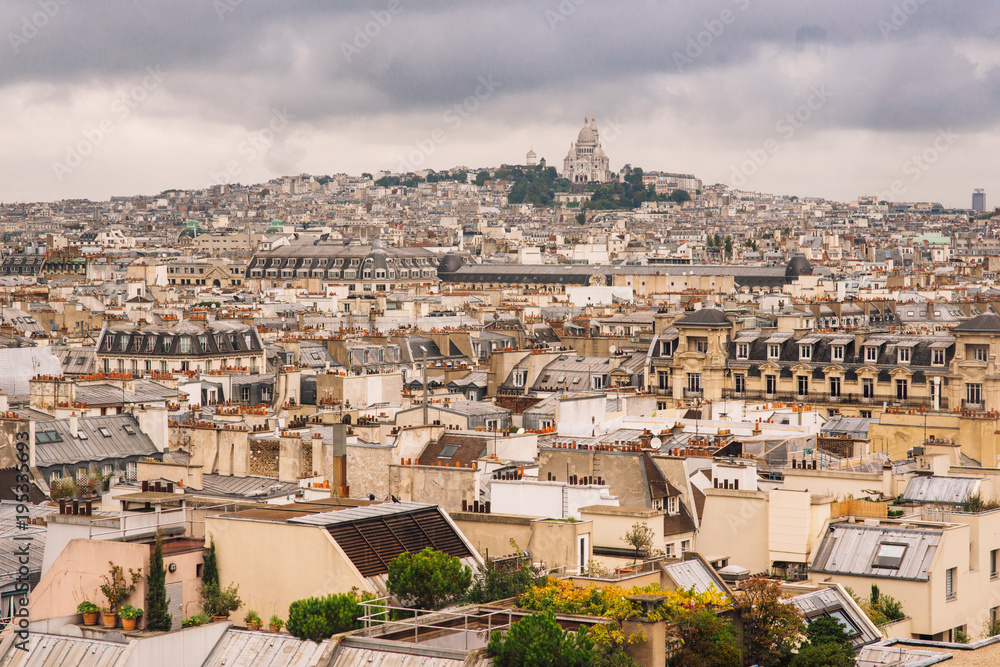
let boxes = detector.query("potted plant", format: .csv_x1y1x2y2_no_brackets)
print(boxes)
181,611,210,628
268,614,284,633
243,609,262,631
99,562,143,629
202,582,242,622
77,600,100,626
120,605,143,631
51,477,77,513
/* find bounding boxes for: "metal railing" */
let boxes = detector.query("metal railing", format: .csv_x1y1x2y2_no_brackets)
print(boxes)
722,388,948,409
357,598,515,650
86,502,244,541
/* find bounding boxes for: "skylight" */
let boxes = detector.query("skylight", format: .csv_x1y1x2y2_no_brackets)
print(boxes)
872,542,907,569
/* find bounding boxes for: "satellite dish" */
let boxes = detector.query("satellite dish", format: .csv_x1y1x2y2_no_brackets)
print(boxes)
650,437,662,449
517,428,525,434
608,344,617,354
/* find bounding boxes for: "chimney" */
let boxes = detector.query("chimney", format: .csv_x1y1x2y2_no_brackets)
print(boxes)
330,423,349,497
69,411,78,436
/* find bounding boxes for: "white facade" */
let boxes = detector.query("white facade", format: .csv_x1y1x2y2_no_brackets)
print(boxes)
563,117,611,184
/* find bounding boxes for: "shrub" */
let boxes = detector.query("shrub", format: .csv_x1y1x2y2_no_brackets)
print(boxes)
182,611,209,628
202,582,242,618
488,611,596,666
847,585,905,625
468,556,546,604
269,614,284,631
387,548,472,609
100,562,142,615
286,591,377,642
50,477,77,500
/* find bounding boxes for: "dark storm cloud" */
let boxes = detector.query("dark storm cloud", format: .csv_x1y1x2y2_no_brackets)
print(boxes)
4,0,999,131
2,0,999,203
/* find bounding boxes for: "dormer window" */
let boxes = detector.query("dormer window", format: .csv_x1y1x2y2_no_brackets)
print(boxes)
512,369,526,387
932,348,945,366
799,344,812,361
897,347,910,364
865,345,878,363
736,343,749,359
768,344,780,359
832,345,844,362
667,497,678,514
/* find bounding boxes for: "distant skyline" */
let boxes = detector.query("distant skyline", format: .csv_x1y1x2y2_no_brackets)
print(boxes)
2,1,998,207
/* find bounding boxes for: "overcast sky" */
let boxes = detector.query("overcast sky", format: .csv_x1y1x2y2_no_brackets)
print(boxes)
2,0,998,207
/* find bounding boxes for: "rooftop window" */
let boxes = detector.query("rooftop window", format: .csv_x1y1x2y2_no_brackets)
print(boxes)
98,427,112,438
872,542,907,569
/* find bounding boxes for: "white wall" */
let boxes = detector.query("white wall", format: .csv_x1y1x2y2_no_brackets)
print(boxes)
491,479,619,519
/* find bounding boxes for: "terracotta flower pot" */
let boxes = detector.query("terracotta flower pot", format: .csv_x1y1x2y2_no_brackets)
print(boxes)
82,611,99,626
102,612,118,629
121,617,137,631
269,624,281,633
212,615,229,623
247,621,261,631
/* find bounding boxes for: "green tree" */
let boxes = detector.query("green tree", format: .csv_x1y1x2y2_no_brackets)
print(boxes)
286,591,377,642
387,548,472,609
669,607,741,667
790,643,854,667
623,522,654,564
669,189,691,204
576,211,587,225
202,539,218,588
145,532,173,631
488,611,596,666
734,577,804,667
790,618,854,667
724,235,733,257
476,170,491,186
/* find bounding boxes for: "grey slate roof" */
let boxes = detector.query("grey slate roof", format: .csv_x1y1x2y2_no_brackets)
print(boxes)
33,414,159,467
810,523,942,581
952,312,1000,332
675,308,730,327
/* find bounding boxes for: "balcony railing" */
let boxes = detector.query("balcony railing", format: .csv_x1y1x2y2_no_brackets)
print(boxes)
722,389,948,410
683,389,703,398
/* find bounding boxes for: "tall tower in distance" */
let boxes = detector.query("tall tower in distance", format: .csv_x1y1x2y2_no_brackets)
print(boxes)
973,189,986,212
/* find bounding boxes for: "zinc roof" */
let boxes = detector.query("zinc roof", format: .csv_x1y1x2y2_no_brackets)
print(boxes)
203,629,329,667
901,475,980,505
810,523,942,581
